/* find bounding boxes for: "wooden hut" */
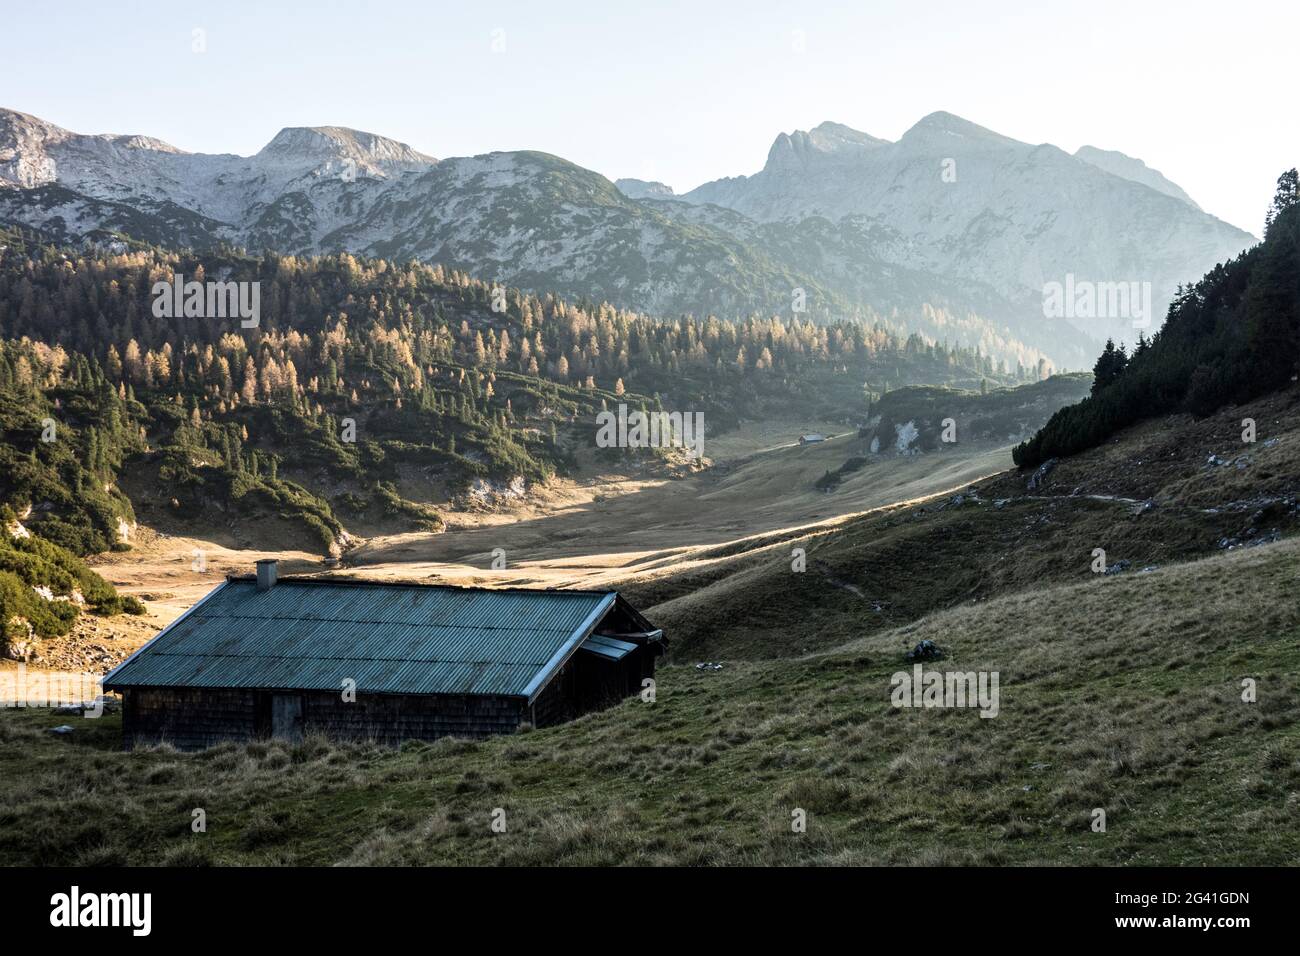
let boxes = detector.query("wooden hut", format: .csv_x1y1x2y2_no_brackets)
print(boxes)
103,562,665,750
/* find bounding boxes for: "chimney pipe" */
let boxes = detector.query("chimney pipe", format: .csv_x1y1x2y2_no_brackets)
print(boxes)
256,559,278,591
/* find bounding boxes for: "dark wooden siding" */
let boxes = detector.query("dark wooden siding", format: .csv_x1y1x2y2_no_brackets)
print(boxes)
123,686,256,750
527,645,656,728
122,686,528,750
303,691,526,745
530,659,578,727
118,636,661,750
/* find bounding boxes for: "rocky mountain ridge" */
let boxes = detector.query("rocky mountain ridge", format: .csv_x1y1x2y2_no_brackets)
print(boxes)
0,108,1255,369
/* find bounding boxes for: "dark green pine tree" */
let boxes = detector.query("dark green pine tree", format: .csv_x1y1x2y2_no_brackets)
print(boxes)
1264,168,1300,233
1090,339,1128,395
1244,211,1300,389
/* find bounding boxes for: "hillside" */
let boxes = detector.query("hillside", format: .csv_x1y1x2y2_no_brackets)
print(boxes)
0,510,143,663
0,227,1022,558
632,382,1300,661
2,491,1294,865
4,363,1293,866
864,373,1092,450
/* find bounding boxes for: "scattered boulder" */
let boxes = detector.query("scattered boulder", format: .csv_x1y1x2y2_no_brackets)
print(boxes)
1218,530,1280,551
3,639,35,662
1104,559,1131,575
904,639,945,663
1206,453,1252,470
695,662,723,672
47,725,75,735
1026,458,1057,491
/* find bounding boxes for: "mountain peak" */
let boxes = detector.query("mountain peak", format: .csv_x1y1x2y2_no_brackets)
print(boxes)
0,109,186,156
807,121,889,151
0,108,73,154
0,107,69,137
0,108,75,188
258,126,436,168
764,121,887,172
900,111,1017,148
103,134,185,154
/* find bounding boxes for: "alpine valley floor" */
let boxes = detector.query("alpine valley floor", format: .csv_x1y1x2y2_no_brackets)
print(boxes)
1,394,1298,865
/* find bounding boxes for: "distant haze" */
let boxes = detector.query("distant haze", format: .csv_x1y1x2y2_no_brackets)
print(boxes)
5,0,1294,235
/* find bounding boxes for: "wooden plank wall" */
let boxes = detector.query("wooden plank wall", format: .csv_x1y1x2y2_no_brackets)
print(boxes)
119,644,660,749
122,686,528,750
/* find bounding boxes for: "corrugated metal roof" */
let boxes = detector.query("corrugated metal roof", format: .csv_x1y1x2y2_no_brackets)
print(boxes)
579,633,638,661
104,579,616,700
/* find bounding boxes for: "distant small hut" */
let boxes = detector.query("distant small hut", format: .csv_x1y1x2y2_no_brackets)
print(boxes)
103,561,665,750
798,433,826,444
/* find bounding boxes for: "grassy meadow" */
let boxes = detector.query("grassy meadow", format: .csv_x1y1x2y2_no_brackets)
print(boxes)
2,531,1297,866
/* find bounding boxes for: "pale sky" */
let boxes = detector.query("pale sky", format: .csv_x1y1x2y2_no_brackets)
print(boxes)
5,0,1294,235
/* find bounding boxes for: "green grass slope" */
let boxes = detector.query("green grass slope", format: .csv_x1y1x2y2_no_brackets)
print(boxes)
635,383,1300,661
0,527,1295,865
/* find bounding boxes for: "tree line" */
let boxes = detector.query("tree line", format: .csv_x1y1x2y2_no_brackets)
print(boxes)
1014,170,1300,469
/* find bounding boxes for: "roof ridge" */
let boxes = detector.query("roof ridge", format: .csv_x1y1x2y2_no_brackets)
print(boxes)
224,574,617,596
185,613,582,631
143,651,561,666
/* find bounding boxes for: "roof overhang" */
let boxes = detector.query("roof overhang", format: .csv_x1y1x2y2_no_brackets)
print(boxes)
578,633,639,661
521,592,616,703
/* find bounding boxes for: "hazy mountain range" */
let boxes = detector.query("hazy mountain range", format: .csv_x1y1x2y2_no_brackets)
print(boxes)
0,107,1254,369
